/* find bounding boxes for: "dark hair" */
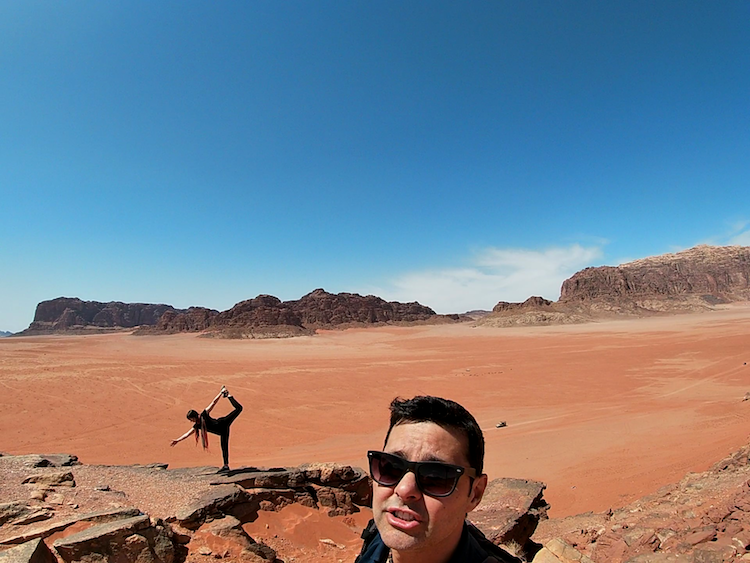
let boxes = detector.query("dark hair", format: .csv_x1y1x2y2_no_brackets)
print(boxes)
383,395,485,475
186,409,199,421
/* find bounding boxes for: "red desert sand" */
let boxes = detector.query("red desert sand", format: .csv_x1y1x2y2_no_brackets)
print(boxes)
3,305,750,545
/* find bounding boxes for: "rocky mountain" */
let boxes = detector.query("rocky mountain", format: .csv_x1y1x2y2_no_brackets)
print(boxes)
478,245,750,327
19,298,186,335
154,289,448,338
287,288,439,327
19,290,449,338
0,331,12,337
559,245,750,314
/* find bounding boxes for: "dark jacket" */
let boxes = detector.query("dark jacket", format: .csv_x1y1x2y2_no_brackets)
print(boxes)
354,520,521,563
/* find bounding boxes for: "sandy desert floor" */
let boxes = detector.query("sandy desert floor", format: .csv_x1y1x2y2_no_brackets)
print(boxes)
2,305,750,523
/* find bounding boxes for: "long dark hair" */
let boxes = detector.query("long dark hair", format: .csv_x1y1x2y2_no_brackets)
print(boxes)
187,410,209,450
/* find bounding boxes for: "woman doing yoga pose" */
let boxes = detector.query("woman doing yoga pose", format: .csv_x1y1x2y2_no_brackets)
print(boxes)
170,386,243,472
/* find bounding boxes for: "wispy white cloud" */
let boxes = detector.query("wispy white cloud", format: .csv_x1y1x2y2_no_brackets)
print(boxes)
371,244,604,314
727,220,750,246
704,219,750,247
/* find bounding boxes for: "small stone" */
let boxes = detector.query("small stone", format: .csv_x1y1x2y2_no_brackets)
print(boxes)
198,546,213,556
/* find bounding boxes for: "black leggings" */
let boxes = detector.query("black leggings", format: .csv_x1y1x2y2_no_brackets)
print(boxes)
213,396,243,466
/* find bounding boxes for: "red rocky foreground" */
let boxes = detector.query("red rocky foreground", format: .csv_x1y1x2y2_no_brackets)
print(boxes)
5,442,750,563
0,454,545,563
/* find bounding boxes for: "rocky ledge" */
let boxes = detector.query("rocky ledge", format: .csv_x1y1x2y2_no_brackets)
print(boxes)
0,453,546,563
6,442,750,562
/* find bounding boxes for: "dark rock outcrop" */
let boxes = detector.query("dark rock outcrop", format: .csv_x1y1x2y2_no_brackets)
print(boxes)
20,298,185,335
493,297,554,314
156,307,219,333
287,288,437,327
153,289,446,338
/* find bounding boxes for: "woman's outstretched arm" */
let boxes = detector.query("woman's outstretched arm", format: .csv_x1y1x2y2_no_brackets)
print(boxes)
170,427,195,447
204,386,227,415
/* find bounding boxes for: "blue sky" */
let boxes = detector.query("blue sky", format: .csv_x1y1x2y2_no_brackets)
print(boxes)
1,1,749,332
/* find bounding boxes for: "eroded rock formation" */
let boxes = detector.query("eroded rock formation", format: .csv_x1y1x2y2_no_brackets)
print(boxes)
151,289,452,337
22,290,449,338
560,245,750,313
21,298,185,335
287,288,438,327
479,245,750,327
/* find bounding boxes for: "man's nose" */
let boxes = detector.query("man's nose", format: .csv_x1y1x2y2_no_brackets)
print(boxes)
394,470,422,500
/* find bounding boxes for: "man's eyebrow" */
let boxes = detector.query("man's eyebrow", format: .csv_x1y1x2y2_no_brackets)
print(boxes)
387,451,450,463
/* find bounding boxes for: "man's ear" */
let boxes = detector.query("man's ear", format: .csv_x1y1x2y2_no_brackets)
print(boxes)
467,473,488,511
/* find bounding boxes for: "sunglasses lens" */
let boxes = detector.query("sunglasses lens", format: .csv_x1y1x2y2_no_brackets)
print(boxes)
417,463,461,497
370,452,406,486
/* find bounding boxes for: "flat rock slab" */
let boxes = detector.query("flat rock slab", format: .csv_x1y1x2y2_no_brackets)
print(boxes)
171,484,251,529
0,508,142,546
0,539,56,563
21,471,75,488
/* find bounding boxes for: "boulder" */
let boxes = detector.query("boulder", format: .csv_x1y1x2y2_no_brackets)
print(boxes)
0,539,56,563
471,478,549,552
52,515,174,563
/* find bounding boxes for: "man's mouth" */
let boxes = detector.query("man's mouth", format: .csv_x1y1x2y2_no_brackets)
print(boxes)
385,507,422,530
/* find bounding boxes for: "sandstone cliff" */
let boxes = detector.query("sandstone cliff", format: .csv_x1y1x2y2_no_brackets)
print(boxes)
479,245,750,327
20,298,186,335
560,244,750,315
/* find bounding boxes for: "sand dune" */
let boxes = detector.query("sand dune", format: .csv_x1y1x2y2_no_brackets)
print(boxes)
2,305,750,518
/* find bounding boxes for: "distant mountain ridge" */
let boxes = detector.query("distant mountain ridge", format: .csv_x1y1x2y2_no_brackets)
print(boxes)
0,330,13,337
18,245,750,335
478,244,750,327
19,289,454,338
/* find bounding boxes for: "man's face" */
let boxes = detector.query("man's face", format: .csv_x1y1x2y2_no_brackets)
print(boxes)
372,421,487,562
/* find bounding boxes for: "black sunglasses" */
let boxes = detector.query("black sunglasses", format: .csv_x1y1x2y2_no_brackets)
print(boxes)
367,450,476,498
